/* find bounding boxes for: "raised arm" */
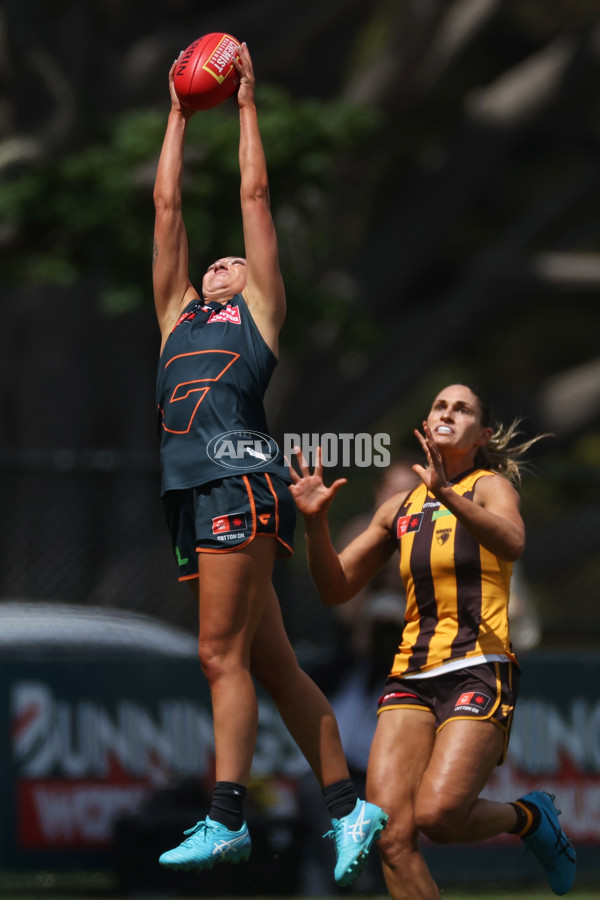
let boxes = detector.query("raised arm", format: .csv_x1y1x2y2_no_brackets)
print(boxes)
235,44,285,356
289,448,398,605
414,422,526,561
152,61,199,351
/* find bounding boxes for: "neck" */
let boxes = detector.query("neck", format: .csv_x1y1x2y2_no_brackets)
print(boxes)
203,294,231,306
441,453,477,481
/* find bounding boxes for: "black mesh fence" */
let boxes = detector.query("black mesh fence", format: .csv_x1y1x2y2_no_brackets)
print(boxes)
0,450,598,650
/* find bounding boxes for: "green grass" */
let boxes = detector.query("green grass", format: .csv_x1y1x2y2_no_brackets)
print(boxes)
0,873,597,900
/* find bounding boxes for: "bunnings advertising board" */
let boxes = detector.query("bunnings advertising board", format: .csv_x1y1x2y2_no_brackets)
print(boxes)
0,657,305,869
0,651,598,882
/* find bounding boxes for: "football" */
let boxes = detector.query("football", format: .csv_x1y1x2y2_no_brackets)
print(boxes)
173,32,241,111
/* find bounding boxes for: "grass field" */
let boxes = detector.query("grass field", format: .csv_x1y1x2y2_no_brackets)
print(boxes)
0,873,597,900
0,894,598,900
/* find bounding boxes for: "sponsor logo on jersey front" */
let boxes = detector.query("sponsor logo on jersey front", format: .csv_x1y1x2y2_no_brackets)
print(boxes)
207,305,241,325
396,512,423,538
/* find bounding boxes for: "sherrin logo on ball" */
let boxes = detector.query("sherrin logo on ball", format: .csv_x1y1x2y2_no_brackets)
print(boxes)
174,32,241,111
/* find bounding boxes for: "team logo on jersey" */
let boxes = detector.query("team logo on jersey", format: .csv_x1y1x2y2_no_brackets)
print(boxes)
207,305,241,325
396,512,423,538
212,512,248,535
436,527,452,545
454,691,492,713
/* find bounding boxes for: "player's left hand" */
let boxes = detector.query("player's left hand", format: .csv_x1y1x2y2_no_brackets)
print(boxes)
234,42,255,109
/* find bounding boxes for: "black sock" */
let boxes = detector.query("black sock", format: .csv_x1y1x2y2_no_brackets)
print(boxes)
209,781,246,831
509,799,541,837
322,779,358,820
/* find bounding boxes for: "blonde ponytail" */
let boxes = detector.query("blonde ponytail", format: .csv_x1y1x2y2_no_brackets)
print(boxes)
474,418,549,485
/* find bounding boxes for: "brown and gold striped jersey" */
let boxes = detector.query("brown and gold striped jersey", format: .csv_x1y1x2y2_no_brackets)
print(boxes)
390,468,518,677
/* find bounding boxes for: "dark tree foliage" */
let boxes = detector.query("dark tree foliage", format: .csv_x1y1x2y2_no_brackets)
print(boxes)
1,0,599,638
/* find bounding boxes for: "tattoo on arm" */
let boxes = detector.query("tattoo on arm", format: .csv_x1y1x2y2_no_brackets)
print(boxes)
152,239,159,270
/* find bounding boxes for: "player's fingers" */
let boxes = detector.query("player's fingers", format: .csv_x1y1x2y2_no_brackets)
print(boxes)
293,445,310,476
414,428,427,449
330,478,348,497
315,446,324,479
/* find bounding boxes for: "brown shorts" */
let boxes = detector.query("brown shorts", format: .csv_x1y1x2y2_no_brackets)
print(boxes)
377,661,520,765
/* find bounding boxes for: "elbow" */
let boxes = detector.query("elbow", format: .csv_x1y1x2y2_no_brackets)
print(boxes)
319,579,356,607
312,579,353,607
502,536,525,563
510,543,525,563
241,182,270,206
153,193,181,215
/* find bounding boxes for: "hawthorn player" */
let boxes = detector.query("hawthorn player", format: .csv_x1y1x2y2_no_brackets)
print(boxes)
290,384,576,898
152,42,387,881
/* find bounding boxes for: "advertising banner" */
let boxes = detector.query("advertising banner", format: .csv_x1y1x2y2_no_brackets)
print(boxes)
0,658,304,868
0,650,598,883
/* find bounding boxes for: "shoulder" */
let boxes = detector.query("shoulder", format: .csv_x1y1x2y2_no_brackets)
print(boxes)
472,471,520,507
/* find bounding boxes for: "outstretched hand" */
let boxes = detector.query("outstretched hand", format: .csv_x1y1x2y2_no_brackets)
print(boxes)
288,447,347,518
412,422,449,493
233,42,256,109
168,57,195,119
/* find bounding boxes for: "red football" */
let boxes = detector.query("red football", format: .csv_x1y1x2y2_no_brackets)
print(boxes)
174,32,241,111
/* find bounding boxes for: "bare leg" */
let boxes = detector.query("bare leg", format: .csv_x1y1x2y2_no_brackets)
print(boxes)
196,540,277,784
368,712,521,900
415,719,518,843
367,709,441,900
250,580,350,787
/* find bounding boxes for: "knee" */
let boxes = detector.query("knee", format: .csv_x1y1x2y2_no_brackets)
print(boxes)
375,812,420,868
197,641,218,681
415,797,460,844
198,639,239,684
